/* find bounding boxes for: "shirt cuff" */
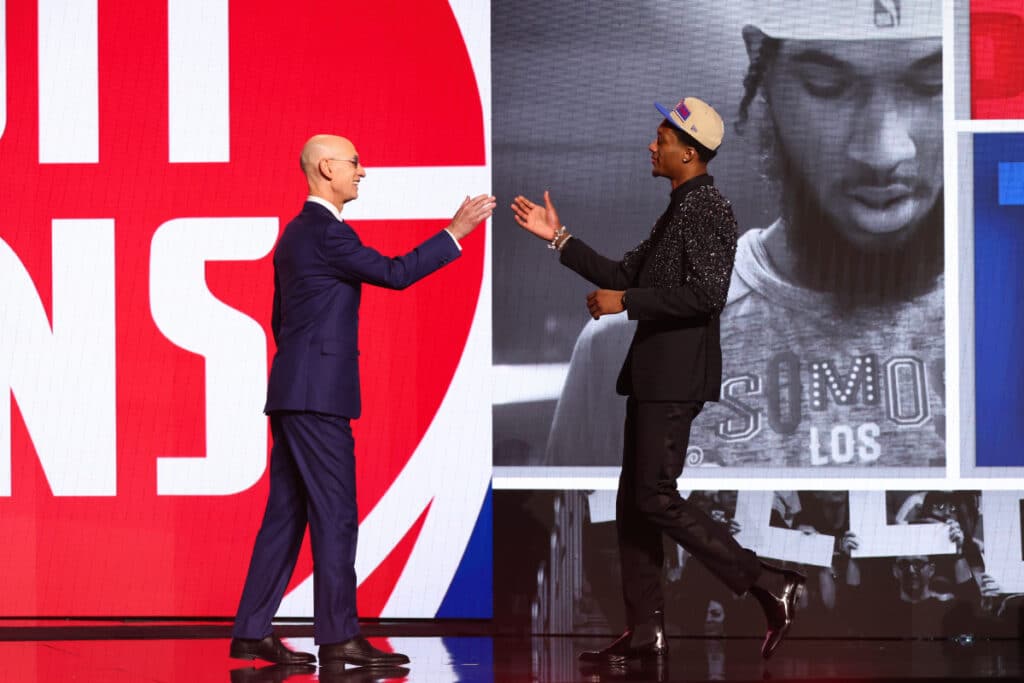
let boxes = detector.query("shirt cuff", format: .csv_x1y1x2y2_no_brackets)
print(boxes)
444,229,463,251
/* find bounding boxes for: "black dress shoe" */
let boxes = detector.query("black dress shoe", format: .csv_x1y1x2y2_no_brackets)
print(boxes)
319,636,410,667
229,635,317,665
579,615,667,664
760,567,806,659
229,663,317,683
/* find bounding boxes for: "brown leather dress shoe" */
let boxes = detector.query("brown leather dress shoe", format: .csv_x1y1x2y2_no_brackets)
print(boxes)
229,635,317,665
760,567,806,659
319,636,411,667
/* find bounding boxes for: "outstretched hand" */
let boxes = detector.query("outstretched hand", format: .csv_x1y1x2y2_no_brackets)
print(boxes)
448,194,497,240
511,190,561,241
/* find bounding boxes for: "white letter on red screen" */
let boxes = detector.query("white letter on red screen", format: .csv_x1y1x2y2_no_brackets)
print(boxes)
0,219,116,496
151,217,277,495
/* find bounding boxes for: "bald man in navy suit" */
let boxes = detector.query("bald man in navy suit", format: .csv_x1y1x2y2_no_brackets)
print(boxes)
230,134,495,668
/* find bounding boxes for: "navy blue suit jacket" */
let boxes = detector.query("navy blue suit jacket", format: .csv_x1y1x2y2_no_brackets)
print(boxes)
264,201,460,419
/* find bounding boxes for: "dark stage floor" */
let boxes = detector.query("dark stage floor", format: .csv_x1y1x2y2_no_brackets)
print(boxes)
0,621,1020,682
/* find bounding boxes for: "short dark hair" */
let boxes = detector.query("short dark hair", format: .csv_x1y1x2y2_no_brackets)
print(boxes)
667,125,718,163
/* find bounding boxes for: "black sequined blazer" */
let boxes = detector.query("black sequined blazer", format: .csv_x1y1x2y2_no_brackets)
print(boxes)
559,174,738,402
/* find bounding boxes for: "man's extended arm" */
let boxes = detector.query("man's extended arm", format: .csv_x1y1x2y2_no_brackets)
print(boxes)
322,193,494,289
322,226,459,290
558,237,642,291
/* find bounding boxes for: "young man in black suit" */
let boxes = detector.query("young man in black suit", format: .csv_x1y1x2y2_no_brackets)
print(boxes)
512,98,803,661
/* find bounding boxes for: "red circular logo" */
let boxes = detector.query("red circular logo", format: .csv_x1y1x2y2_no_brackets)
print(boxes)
0,0,485,616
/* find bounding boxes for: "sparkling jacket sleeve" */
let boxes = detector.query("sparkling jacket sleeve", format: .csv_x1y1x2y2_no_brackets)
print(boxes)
557,237,649,291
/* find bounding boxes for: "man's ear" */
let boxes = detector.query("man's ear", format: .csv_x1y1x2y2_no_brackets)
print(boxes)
319,158,334,180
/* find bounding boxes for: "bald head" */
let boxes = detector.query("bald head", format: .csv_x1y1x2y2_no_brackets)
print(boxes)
301,135,354,177
300,134,365,211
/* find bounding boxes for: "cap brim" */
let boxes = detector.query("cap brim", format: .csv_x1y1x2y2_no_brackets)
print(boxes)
654,102,683,130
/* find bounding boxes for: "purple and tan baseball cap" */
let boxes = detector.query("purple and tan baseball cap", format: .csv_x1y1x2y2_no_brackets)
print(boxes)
654,97,725,151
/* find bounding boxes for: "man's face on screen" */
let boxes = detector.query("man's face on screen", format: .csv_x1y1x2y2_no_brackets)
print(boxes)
894,555,935,599
765,38,943,248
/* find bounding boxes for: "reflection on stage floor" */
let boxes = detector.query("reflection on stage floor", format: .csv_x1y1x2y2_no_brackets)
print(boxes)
0,627,1020,682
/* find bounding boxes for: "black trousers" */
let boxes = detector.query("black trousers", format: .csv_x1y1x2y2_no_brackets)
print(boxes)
617,398,762,625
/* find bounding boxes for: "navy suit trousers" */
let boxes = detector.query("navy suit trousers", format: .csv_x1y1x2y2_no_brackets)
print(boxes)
233,411,360,645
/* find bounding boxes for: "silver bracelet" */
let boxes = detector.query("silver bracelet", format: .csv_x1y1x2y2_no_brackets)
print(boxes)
547,225,567,250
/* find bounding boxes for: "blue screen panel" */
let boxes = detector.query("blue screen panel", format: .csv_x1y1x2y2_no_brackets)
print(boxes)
975,134,1024,466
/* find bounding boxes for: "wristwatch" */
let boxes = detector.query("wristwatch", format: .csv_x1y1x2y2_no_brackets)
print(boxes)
621,291,628,310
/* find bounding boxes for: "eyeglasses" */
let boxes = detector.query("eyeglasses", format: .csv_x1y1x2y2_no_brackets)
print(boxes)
326,156,362,168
